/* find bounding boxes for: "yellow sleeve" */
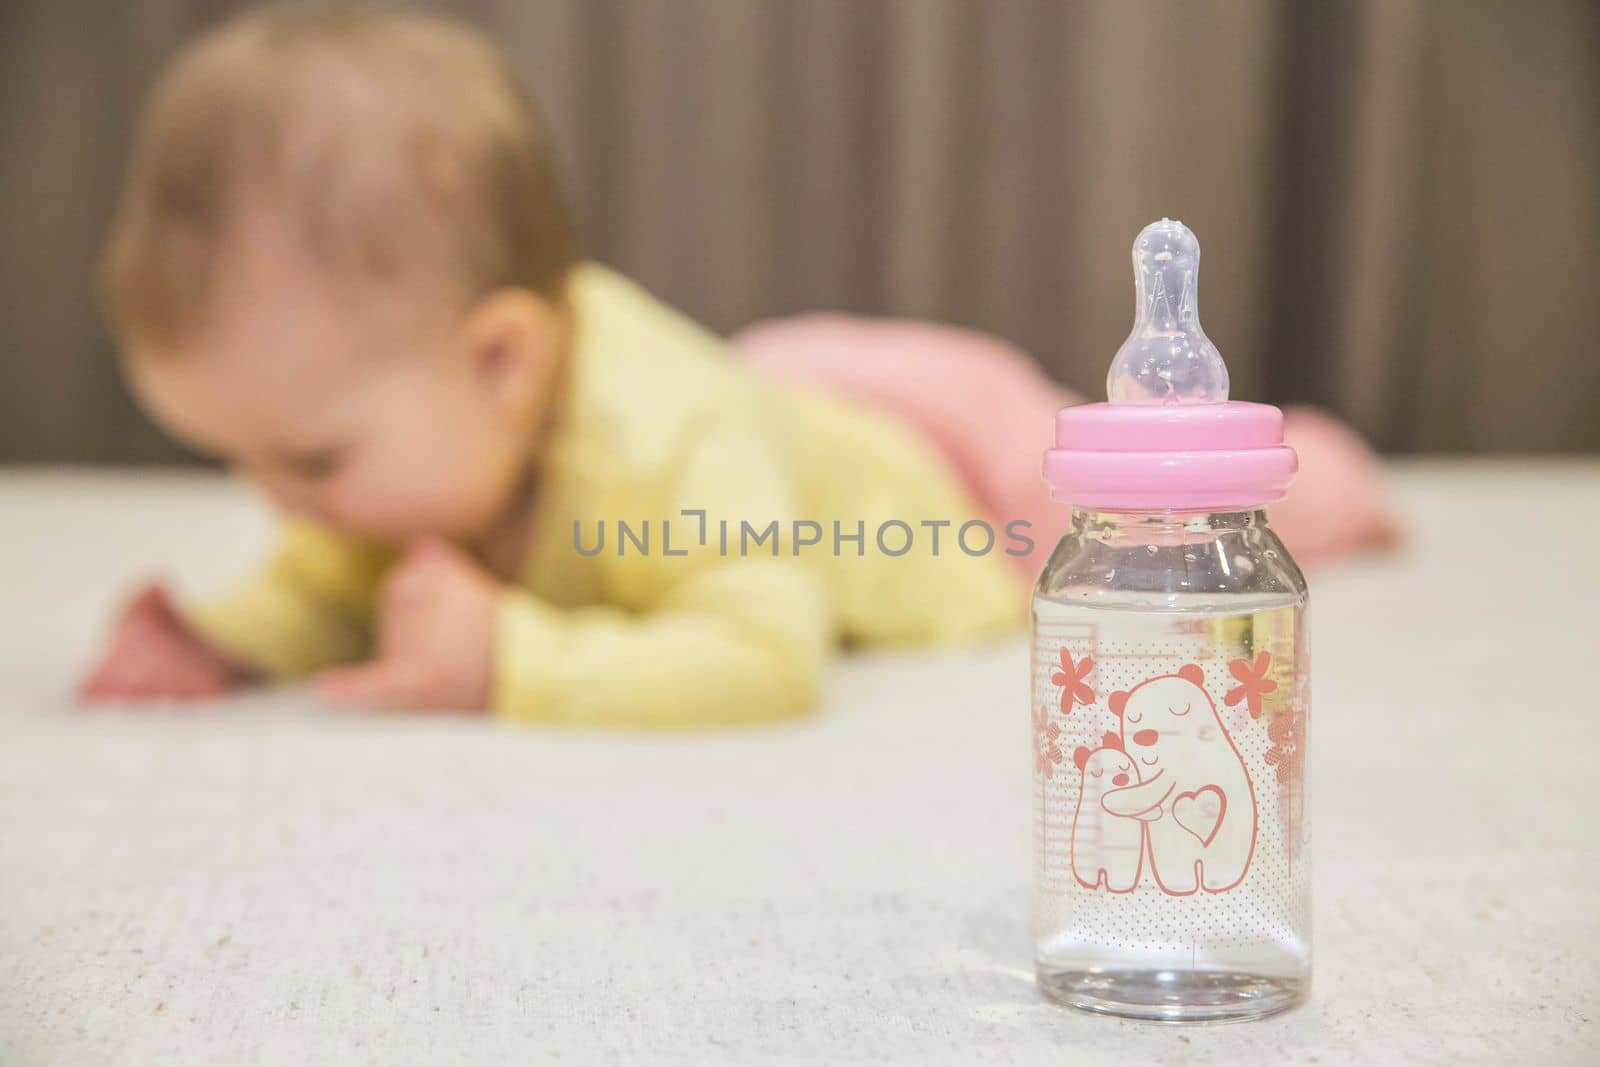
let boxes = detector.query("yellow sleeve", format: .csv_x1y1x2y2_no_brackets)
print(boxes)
493,418,832,728
183,520,391,680
819,414,1028,649
495,559,828,727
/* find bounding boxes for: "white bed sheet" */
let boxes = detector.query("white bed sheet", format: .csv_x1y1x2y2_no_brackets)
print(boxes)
2,461,1597,1065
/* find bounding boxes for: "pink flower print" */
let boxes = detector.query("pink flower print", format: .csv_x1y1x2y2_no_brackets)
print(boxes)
1033,705,1064,779
1224,650,1277,719
1264,706,1306,785
1051,649,1095,715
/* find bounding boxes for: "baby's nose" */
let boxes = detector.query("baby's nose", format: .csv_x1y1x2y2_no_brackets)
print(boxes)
1132,728,1159,746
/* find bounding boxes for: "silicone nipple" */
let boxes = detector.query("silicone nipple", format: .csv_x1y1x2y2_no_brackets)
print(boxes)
1106,219,1230,405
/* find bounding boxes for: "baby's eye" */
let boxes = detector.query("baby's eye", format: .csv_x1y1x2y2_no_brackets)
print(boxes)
1089,768,1103,778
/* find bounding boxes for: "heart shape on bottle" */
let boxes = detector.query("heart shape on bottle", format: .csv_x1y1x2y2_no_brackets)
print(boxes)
1172,785,1227,847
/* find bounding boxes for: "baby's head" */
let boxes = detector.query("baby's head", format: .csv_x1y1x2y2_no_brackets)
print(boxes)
104,5,577,544
1074,741,1135,788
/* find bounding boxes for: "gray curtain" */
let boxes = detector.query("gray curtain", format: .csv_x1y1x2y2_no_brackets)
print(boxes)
3,0,1597,463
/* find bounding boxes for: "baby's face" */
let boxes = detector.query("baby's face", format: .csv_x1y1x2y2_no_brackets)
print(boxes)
129,226,545,545
1089,750,1135,787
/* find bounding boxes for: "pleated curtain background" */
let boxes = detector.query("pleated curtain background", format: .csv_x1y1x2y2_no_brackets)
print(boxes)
2,0,1597,462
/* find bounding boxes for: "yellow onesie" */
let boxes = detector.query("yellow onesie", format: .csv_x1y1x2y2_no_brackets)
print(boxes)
188,266,1024,726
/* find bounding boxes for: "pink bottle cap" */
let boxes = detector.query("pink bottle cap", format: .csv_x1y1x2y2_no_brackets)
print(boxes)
1043,220,1297,511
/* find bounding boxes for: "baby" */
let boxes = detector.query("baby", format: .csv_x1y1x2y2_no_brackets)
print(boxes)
80,5,1022,724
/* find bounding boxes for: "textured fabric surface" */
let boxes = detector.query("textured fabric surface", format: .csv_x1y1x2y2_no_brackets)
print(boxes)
2,464,1598,1064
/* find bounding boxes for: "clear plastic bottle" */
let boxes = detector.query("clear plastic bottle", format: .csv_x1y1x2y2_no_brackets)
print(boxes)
1032,221,1310,1021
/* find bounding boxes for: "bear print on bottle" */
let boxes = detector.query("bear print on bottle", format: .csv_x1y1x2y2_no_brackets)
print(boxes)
1100,664,1258,895
1068,733,1148,893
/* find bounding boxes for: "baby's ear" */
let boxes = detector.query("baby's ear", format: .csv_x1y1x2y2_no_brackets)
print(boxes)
1102,731,1123,752
459,288,562,414
1178,664,1205,687
1109,691,1129,717
1073,746,1090,771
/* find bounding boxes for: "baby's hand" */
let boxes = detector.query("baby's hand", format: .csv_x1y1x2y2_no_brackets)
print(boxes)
313,538,498,713
79,583,245,703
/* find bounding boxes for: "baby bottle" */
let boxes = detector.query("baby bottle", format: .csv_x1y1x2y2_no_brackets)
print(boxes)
1031,220,1310,1021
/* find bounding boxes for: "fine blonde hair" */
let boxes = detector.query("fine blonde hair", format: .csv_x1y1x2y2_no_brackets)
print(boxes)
103,3,578,350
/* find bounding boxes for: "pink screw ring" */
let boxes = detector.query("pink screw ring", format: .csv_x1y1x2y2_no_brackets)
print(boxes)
1043,400,1297,512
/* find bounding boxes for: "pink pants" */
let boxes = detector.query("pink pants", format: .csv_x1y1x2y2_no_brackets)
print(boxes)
735,315,1396,578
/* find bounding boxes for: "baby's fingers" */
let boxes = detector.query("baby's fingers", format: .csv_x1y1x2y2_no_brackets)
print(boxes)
80,657,193,704
79,640,157,704
314,661,426,709
78,661,124,703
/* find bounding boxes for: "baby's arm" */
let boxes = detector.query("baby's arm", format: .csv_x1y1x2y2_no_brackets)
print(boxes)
180,520,391,681
82,520,389,703
494,556,827,726
495,419,830,727
307,535,827,722
1101,774,1174,819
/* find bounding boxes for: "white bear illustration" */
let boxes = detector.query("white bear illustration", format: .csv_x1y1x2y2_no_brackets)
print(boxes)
1101,665,1257,895
1068,740,1146,893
